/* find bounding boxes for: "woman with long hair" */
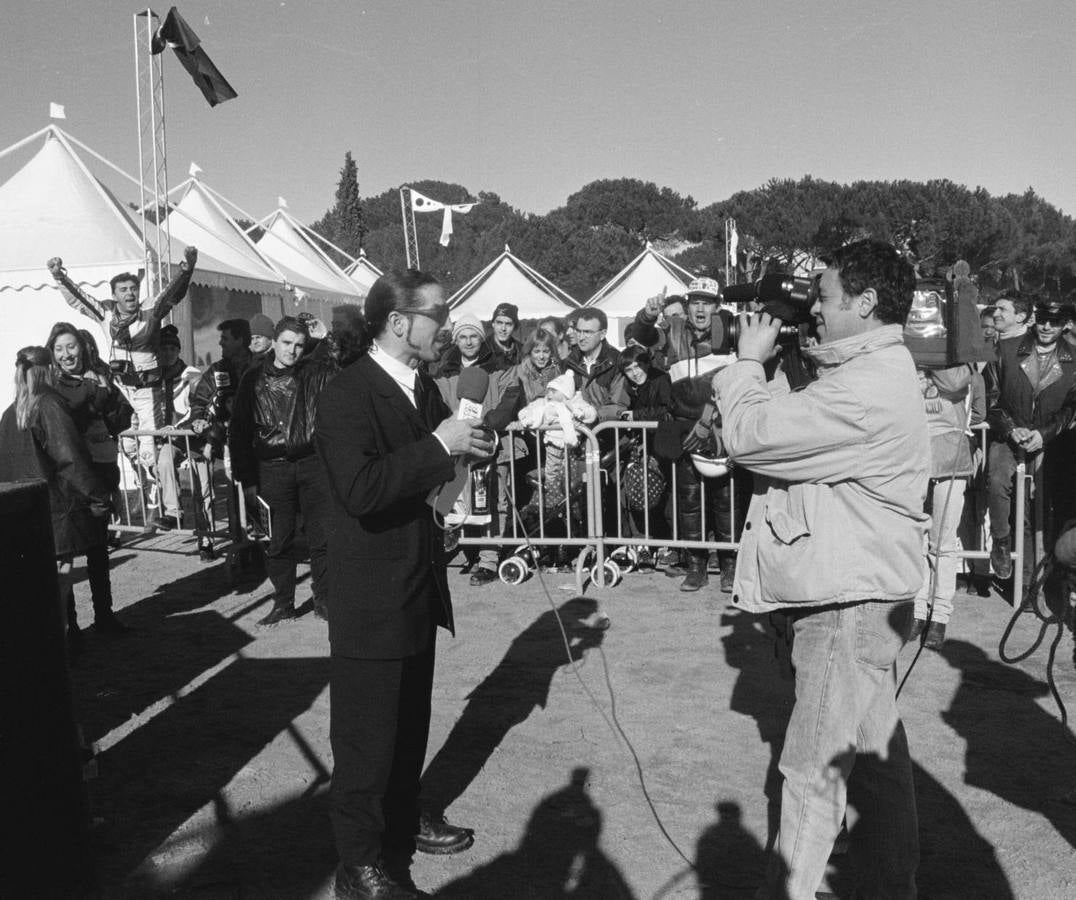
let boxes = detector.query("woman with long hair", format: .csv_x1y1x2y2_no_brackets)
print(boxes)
46,323,131,634
0,346,113,652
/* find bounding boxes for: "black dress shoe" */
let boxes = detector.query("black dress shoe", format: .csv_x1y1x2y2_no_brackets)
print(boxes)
258,602,298,627
334,863,417,899
468,567,498,586
414,812,474,855
93,612,133,635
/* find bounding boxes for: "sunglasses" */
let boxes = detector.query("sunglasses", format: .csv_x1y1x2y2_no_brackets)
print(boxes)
400,305,450,327
1038,317,1064,327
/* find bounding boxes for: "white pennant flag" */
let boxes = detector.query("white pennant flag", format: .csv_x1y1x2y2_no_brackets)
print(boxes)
49,102,66,119
189,161,203,178
410,189,444,213
278,196,289,209
439,202,476,247
729,220,739,261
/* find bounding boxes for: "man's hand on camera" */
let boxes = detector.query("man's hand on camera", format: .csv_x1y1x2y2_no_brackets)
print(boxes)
435,417,496,457
736,312,783,365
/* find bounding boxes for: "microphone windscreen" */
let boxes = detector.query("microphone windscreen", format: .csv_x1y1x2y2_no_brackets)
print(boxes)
457,365,490,405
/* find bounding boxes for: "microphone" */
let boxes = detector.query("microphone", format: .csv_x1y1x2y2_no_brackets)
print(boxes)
456,365,489,421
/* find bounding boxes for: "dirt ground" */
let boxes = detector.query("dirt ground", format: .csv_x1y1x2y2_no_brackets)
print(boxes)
67,532,1076,899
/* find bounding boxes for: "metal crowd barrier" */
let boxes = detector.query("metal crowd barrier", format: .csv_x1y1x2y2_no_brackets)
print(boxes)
457,418,1033,596
111,427,233,544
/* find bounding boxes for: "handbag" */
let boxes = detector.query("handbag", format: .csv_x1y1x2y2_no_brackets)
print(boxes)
623,445,666,511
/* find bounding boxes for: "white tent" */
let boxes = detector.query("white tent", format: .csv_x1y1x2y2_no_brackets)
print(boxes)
448,245,580,320
585,242,694,317
345,249,382,298
163,177,296,365
0,127,145,409
254,208,363,326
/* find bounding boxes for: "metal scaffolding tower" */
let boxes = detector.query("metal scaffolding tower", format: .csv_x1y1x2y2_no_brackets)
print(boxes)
134,9,171,296
400,186,420,270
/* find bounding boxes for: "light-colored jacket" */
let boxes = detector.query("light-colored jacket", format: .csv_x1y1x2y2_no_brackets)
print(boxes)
714,324,930,612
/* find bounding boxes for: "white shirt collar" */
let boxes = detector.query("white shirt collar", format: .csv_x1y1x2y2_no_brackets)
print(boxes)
369,341,419,405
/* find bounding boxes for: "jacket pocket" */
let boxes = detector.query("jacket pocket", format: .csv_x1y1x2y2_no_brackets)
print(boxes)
764,484,811,545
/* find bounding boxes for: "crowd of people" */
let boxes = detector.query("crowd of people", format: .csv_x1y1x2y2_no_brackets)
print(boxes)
3,241,1076,898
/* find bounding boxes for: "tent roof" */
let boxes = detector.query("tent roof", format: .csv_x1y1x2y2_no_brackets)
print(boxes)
448,246,580,319
254,209,362,304
345,250,382,294
165,178,287,296
0,125,289,297
585,242,695,316
0,127,145,292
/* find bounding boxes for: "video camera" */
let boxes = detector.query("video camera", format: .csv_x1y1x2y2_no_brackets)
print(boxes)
712,274,819,355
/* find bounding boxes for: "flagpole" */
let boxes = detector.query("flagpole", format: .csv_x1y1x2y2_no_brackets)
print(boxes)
400,187,419,270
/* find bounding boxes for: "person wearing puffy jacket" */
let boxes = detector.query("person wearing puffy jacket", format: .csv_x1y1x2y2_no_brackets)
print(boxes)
230,316,335,625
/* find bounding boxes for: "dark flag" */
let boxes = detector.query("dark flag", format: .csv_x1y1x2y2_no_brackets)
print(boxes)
151,7,237,107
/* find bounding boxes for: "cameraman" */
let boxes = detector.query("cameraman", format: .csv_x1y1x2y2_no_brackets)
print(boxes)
713,240,929,900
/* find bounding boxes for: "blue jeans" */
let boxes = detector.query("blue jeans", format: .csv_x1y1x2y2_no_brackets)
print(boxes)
762,600,919,900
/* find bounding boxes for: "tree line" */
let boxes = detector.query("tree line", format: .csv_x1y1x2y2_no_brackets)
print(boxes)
310,154,1076,303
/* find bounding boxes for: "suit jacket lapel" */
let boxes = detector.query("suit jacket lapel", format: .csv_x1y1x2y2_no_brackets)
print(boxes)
361,354,426,432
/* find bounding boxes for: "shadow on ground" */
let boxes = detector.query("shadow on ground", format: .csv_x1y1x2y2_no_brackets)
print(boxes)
436,766,634,899
90,656,331,896
421,596,607,816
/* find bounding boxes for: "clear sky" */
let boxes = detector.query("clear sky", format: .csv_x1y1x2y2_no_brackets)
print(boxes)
2,0,1073,226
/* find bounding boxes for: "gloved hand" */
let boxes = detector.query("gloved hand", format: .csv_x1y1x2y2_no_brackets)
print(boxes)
681,403,717,453
682,420,711,453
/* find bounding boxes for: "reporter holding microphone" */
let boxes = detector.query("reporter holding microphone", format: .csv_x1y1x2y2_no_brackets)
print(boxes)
315,270,493,899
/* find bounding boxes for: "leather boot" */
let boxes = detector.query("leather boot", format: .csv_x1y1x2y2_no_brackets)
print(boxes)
680,554,709,592
333,863,417,899
665,549,690,577
990,535,1013,579
719,556,735,593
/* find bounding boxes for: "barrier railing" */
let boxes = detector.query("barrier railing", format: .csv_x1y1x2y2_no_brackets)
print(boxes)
457,418,1033,595
112,427,233,543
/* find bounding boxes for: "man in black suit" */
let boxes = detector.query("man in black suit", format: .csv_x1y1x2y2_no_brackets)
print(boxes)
315,269,495,900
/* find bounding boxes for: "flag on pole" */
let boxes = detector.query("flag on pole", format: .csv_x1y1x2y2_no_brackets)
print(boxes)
278,196,288,209
439,203,476,246
410,189,444,213
410,190,475,246
151,6,237,107
49,103,66,120
729,219,739,261
189,161,203,177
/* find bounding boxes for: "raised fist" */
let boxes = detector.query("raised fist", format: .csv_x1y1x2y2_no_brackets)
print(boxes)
182,246,198,269
46,257,64,278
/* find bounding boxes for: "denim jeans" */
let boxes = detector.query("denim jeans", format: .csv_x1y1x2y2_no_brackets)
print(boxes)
986,440,1018,541
915,479,967,625
761,600,919,900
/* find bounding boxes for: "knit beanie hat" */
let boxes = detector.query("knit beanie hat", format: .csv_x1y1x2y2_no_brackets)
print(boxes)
249,313,275,340
547,372,576,400
491,302,519,326
624,321,661,349
159,324,181,348
452,313,485,342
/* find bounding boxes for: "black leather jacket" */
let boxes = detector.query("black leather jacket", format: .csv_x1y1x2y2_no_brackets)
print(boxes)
229,357,335,486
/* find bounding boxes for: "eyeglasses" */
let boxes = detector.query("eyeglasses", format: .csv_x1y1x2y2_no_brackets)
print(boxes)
399,305,450,327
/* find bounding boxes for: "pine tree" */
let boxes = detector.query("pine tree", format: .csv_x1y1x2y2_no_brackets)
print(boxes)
310,151,367,263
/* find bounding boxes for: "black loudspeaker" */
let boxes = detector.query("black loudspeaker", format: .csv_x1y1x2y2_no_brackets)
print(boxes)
0,481,94,896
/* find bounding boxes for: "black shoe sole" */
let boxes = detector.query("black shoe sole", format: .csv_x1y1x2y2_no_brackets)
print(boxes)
415,832,474,855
